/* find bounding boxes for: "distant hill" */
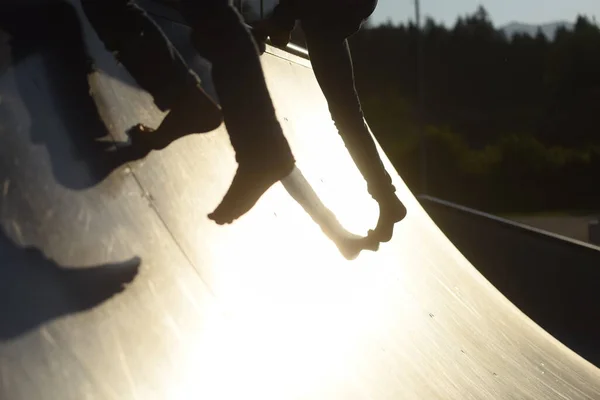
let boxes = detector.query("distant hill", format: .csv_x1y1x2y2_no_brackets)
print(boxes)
501,21,574,39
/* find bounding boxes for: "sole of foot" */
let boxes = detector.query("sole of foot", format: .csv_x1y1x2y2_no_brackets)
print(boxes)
337,235,381,260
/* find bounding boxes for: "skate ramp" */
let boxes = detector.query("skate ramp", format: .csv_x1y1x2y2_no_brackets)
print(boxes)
0,2,599,399
420,196,600,368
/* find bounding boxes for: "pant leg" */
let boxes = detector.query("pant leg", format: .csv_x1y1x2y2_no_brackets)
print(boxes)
81,0,197,111
269,0,297,32
301,22,395,201
179,0,293,166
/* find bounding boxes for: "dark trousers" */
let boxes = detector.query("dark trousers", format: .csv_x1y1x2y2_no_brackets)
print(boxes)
81,0,292,165
81,0,197,111
271,0,395,201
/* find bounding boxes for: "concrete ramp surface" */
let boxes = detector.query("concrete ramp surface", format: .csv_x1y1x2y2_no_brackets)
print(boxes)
0,2,599,399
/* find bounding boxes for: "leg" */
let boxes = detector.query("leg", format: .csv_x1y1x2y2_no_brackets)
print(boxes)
264,0,297,47
180,0,295,223
270,0,298,31
247,0,298,53
81,0,222,137
302,22,405,241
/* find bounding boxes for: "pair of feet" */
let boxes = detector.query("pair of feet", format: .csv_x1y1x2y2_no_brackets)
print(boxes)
121,68,406,240
128,115,404,244
333,194,406,260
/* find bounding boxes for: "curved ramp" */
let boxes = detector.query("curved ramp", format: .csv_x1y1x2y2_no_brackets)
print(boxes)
1,2,599,399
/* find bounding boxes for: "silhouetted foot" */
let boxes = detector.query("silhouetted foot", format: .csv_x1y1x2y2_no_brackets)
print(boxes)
336,234,380,260
62,257,141,309
209,160,295,224
368,195,407,243
123,86,222,156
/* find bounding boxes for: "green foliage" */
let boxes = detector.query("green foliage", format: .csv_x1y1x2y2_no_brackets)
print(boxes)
344,7,600,212
348,7,600,146
392,124,600,211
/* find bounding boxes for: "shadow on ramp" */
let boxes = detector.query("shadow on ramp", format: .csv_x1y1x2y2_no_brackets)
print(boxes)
0,2,216,191
0,2,137,190
0,228,140,341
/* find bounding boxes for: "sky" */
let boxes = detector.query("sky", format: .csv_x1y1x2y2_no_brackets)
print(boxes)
370,0,600,27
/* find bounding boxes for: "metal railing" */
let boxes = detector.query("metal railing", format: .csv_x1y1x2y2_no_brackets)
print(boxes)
419,195,600,251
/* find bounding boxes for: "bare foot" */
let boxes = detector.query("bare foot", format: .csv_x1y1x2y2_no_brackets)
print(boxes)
368,196,407,243
209,161,295,224
336,235,380,260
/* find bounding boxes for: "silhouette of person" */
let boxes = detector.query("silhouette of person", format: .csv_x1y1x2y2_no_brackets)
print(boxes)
81,0,296,224
252,0,406,242
1,1,150,189
81,0,223,139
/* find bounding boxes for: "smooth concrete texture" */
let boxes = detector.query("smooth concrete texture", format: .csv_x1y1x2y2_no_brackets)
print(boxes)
420,196,600,369
1,1,599,399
